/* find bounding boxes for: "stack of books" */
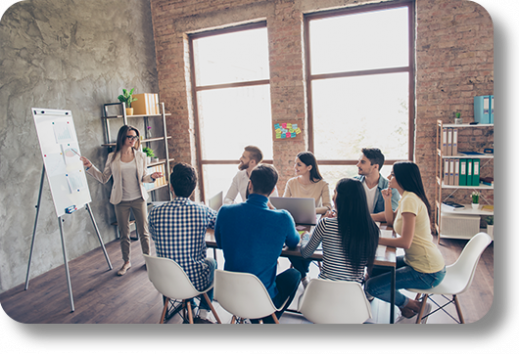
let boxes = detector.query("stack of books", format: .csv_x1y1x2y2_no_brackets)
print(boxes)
442,201,465,212
144,164,167,190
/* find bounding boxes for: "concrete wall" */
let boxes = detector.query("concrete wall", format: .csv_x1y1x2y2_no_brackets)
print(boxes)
0,0,158,293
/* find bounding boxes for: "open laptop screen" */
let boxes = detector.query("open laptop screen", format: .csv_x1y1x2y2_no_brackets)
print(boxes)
208,191,223,211
269,197,317,225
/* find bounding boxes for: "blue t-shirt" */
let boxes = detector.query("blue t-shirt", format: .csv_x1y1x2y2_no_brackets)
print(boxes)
215,194,300,299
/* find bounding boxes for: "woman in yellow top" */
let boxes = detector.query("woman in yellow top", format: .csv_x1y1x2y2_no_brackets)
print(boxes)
365,161,445,320
284,151,332,286
81,125,163,276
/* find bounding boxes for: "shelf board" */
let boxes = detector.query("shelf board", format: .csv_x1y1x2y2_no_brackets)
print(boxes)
441,204,493,216
442,154,494,159
102,113,171,119
442,182,494,190
441,123,493,128
147,158,174,167
101,136,172,147
440,229,492,240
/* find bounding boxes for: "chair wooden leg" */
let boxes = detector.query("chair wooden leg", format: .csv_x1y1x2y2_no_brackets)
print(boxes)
159,297,170,324
202,292,222,324
414,293,422,301
453,294,465,324
318,261,322,272
271,313,280,324
186,300,194,324
415,294,429,324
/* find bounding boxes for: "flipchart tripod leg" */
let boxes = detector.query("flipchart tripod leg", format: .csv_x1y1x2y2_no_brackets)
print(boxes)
25,166,45,290
59,217,75,312
85,203,113,270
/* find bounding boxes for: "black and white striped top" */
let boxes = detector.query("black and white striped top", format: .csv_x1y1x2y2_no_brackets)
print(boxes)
301,217,366,283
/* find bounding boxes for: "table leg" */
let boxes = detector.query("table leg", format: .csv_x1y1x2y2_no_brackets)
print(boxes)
390,266,396,323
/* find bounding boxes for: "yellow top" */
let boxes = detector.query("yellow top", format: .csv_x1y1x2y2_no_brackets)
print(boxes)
394,191,445,273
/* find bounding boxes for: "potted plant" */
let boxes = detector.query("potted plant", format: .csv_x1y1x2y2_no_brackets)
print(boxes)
454,112,462,124
118,88,138,116
485,216,494,239
142,146,155,164
471,191,480,209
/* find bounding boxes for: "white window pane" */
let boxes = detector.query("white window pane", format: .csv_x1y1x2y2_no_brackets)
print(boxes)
203,164,246,203
198,85,273,160
312,72,409,160
310,7,409,75
193,27,270,86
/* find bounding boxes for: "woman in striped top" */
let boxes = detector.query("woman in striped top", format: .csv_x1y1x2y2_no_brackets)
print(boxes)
301,178,380,282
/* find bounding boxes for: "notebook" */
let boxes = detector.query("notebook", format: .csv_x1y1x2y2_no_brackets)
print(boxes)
269,197,317,225
208,191,223,211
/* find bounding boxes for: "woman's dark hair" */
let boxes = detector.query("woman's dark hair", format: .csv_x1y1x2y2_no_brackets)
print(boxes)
335,178,379,272
115,125,140,153
170,163,197,198
392,161,431,216
297,151,323,183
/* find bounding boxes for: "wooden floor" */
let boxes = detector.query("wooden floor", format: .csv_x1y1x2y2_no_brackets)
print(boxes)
0,233,493,324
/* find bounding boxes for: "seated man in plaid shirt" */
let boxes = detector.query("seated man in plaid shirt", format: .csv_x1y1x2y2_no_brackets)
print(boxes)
148,162,217,324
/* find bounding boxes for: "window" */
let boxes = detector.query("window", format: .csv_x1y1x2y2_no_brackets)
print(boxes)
190,23,272,201
305,2,415,183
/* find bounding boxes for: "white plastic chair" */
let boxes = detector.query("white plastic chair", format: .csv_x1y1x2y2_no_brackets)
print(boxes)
214,270,288,324
143,255,221,324
297,278,372,324
407,232,492,324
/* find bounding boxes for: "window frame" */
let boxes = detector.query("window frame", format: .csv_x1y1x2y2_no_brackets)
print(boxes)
304,0,416,166
189,21,272,202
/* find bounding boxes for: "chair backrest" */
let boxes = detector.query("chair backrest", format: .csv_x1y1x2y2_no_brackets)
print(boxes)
298,278,372,324
214,270,278,320
446,232,492,293
143,254,201,300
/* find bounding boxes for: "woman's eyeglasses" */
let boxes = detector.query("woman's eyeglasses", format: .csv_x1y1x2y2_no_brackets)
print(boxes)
126,135,139,140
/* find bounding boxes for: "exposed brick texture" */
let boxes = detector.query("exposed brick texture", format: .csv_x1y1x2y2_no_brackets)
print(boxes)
150,0,494,223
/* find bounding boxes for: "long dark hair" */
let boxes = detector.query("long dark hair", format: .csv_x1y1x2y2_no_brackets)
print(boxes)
297,151,323,183
115,125,140,153
335,178,379,272
393,161,431,216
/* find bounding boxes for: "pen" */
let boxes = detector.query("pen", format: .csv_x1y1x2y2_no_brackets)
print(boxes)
71,148,80,157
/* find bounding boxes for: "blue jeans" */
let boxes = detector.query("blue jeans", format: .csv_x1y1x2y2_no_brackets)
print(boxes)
252,268,301,324
365,256,446,308
198,258,217,311
288,256,312,278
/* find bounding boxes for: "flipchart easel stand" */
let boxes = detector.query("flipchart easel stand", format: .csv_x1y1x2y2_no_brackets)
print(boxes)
25,165,113,312
27,107,113,312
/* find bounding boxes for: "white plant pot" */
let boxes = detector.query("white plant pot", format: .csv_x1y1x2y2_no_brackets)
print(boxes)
471,203,480,210
486,225,494,239
147,157,152,164
153,157,159,163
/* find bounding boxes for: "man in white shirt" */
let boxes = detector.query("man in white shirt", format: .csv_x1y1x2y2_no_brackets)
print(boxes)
354,148,400,222
224,146,278,204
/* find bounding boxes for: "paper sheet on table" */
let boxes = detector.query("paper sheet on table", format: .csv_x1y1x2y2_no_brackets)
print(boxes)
376,245,387,258
380,229,393,238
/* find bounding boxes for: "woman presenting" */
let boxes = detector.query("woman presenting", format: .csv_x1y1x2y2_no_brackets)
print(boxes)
366,161,445,321
81,125,163,276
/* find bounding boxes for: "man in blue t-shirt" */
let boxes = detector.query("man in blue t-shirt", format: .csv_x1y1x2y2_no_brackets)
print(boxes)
215,164,301,323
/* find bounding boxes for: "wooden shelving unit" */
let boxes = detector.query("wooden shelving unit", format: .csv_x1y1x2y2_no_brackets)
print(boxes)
435,120,494,243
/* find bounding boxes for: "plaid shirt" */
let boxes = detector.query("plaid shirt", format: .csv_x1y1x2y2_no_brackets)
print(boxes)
148,197,217,292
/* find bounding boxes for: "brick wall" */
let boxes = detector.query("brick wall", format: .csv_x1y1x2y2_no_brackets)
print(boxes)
150,0,494,219
415,0,494,217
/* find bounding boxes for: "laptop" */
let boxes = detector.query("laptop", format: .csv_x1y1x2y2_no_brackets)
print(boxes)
269,197,317,225
208,191,223,211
